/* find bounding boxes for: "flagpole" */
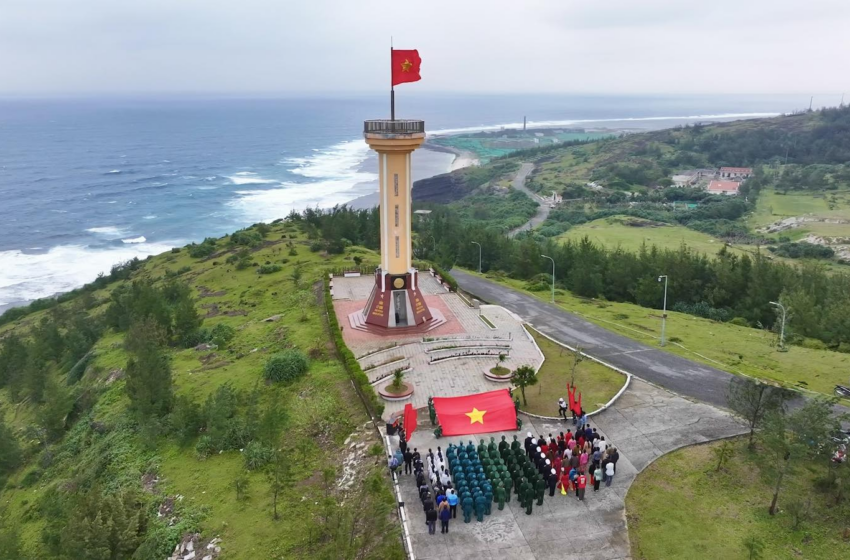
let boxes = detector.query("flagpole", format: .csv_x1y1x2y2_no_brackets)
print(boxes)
390,41,395,121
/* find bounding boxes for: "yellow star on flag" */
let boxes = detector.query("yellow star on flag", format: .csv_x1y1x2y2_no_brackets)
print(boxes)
401,59,413,72
465,408,486,425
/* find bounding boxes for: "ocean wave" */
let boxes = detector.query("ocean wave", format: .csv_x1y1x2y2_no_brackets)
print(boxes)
0,241,179,307
143,215,157,220
226,171,277,185
227,174,376,223
122,236,146,244
86,226,126,237
427,112,782,136
285,140,371,179
106,169,122,174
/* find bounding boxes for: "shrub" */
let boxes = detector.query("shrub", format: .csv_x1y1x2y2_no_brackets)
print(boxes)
729,317,750,327
288,246,298,256
195,435,215,459
209,323,236,348
229,228,263,248
309,241,324,252
243,441,275,470
797,338,828,350
188,238,217,259
323,277,385,417
257,264,282,275
432,263,458,292
171,247,181,254
264,350,309,384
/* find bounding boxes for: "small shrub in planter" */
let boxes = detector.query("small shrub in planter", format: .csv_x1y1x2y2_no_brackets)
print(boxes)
264,349,309,384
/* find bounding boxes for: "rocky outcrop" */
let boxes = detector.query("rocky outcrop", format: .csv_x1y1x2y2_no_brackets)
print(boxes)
413,171,471,203
167,533,222,560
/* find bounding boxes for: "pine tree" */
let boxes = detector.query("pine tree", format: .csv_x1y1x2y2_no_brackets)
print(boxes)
172,295,202,347
0,406,22,479
125,319,174,420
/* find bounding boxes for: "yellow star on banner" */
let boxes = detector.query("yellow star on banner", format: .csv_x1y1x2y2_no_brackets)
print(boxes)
465,408,486,425
401,59,413,72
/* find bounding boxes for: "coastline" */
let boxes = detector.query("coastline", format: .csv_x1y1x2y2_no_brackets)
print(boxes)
346,144,477,210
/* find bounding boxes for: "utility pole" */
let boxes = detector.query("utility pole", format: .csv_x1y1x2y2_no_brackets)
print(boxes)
430,235,436,255
809,96,814,112
770,301,788,352
471,241,482,273
541,254,555,304
658,275,668,346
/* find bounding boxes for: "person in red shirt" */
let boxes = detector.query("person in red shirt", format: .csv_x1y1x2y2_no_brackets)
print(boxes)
553,455,563,477
557,469,571,496
576,473,587,501
564,430,573,444
540,441,549,456
577,435,585,450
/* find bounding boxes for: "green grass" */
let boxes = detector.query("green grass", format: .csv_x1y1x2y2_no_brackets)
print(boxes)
520,327,625,416
627,438,849,560
557,215,750,257
464,270,850,402
0,224,403,559
750,188,850,230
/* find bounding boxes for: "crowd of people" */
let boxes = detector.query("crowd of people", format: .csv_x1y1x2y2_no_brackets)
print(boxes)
388,421,621,535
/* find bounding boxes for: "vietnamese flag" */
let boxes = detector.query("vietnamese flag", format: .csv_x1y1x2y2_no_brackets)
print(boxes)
391,49,422,86
403,403,417,437
432,389,517,436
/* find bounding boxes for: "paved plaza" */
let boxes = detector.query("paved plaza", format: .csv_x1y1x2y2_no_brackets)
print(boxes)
391,378,746,560
332,274,543,420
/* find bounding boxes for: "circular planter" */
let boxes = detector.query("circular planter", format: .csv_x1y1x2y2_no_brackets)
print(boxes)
484,367,514,382
378,382,414,401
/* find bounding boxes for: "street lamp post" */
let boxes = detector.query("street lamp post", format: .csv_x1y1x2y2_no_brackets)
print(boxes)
471,241,482,273
658,275,668,347
541,254,555,304
770,301,788,351
430,235,436,256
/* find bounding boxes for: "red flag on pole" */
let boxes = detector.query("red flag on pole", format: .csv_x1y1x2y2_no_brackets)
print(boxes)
567,384,576,413
391,49,422,86
403,403,417,437
432,389,517,436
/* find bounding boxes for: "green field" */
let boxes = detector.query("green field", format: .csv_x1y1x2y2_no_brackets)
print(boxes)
627,438,849,559
520,327,626,417
463,270,850,402
750,188,850,232
0,225,403,559
557,215,748,257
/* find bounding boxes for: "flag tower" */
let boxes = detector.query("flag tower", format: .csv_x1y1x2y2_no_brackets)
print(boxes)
360,48,433,329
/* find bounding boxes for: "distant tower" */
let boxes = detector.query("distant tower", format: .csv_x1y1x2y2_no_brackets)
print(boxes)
523,116,527,131
361,119,433,328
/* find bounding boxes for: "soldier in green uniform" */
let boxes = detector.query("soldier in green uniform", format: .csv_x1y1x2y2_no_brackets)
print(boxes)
501,471,513,503
524,483,534,515
498,435,508,454
510,434,521,453
496,482,506,511
461,493,474,523
535,476,546,506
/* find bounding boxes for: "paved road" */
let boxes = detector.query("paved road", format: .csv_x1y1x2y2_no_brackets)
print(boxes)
507,163,550,238
454,269,738,409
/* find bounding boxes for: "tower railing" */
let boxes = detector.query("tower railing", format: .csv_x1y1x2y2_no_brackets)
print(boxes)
364,120,425,134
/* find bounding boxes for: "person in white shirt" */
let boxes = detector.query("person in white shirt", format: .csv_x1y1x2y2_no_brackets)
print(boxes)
604,462,615,487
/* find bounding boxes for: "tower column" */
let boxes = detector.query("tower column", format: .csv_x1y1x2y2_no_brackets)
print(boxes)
361,119,433,328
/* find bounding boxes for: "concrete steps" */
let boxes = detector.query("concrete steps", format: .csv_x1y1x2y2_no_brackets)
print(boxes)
347,308,447,336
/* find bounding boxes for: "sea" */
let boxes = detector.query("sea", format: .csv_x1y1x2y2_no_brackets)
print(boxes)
0,93,833,312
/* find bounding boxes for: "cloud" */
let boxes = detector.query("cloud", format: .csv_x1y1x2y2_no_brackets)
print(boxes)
0,0,847,95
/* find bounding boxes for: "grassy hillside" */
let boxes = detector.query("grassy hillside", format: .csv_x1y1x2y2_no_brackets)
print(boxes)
556,215,749,256
0,220,403,559
627,437,850,560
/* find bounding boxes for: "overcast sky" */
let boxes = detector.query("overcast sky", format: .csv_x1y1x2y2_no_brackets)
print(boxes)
1,0,848,96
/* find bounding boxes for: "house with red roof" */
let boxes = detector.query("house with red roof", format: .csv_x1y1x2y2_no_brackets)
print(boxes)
707,180,740,196
719,167,753,179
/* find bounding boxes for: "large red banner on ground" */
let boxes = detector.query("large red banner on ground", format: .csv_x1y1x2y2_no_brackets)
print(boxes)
432,389,517,436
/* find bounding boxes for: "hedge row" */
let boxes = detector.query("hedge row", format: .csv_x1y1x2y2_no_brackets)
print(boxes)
431,263,458,292
323,276,385,418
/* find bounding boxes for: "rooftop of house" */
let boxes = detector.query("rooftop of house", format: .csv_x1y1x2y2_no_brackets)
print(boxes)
707,180,740,193
719,167,753,173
